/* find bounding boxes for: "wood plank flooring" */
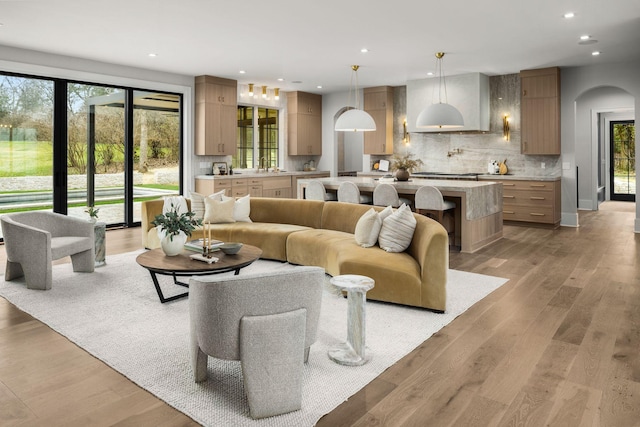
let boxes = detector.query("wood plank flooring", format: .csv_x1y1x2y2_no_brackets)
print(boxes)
1,202,638,426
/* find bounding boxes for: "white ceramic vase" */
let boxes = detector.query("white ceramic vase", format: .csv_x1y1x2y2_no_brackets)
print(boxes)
161,232,187,256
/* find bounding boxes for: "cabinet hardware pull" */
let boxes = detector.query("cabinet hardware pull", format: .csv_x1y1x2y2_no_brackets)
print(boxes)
523,90,527,96
503,183,515,186
530,184,545,187
503,195,515,199
504,210,515,214
530,196,545,200
530,213,545,216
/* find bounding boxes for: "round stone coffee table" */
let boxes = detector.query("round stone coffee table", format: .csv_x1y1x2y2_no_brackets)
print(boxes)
328,274,375,366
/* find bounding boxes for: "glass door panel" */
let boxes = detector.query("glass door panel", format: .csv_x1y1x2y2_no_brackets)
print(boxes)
610,121,636,202
0,75,54,239
132,91,181,223
67,84,125,224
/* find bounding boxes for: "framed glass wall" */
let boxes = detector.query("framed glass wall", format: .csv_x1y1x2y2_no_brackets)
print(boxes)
0,70,183,239
0,75,54,239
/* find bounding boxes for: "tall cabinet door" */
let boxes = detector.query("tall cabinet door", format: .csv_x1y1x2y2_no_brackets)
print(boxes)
195,75,237,155
363,86,393,154
287,91,322,155
520,67,560,155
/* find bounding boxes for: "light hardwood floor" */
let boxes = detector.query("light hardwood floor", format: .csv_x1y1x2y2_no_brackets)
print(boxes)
1,202,638,426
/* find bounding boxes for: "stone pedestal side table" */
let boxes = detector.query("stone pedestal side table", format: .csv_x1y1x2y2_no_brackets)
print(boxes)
328,274,375,366
94,221,106,267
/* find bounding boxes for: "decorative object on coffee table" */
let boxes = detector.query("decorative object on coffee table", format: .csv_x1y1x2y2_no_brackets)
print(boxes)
151,202,202,256
219,242,243,255
328,274,375,366
136,245,262,303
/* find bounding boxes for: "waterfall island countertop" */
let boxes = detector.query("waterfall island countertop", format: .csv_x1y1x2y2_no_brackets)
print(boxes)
296,176,503,253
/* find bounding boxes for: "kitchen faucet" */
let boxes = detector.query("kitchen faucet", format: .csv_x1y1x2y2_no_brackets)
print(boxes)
258,157,266,172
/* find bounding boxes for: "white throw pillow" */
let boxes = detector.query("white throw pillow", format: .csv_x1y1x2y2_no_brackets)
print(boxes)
378,204,417,252
233,194,252,222
203,197,236,224
189,190,225,221
378,205,393,222
162,195,188,215
354,208,382,248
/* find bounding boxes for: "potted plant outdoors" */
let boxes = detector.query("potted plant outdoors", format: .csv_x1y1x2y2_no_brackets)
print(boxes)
85,205,100,223
151,203,202,256
391,153,424,181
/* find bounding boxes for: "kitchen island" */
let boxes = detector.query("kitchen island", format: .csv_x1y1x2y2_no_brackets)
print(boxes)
297,176,503,253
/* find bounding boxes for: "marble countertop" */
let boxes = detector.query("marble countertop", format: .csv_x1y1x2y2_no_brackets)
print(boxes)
477,174,560,181
297,176,502,220
196,170,330,180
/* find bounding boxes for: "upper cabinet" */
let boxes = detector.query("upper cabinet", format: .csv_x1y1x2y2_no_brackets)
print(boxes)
520,67,561,155
406,73,489,133
195,75,237,156
363,86,394,154
287,91,322,156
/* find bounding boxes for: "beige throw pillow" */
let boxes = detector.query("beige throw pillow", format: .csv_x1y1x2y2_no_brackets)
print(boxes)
354,208,382,248
222,194,252,222
190,190,225,221
203,197,236,224
378,204,417,252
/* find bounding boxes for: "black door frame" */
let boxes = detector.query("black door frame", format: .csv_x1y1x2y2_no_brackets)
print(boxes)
609,120,636,202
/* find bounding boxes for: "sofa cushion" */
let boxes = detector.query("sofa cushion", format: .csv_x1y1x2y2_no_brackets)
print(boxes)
354,208,382,248
190,190,225,220
378,204,417,252
223,194,252,223
204,197,236,224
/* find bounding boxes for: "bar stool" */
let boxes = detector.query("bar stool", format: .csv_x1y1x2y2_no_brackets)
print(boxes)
305,180,337,201
373,183,412,208
415,186,456,246
337,181,373,204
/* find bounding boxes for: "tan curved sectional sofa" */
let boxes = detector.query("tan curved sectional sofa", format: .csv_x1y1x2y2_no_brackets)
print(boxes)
141,197,449,312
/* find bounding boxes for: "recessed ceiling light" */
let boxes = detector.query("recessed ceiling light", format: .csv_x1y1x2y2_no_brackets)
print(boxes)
239,70,246,74
427,72,434,76
580,35,590,40
360,48,369,53
563,12,575,18
148,53,157,57
277,78,284,82
317,85,323,89
592,51,601,56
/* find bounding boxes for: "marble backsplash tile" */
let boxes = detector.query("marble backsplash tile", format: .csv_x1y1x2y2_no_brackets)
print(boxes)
380,75,561,177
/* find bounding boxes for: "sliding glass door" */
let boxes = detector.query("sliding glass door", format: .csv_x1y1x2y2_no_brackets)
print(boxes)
0,71,183,240
0,75,54,239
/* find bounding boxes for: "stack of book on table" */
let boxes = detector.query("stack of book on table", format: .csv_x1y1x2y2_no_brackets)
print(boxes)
184,238,224,252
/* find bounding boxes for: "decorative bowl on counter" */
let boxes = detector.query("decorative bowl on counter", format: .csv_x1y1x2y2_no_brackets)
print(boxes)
219,242,243,255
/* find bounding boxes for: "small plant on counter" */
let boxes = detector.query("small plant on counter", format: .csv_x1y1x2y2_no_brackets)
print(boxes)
391,153,424,172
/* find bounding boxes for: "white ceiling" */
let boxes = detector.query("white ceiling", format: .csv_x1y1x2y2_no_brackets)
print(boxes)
1,0,639,94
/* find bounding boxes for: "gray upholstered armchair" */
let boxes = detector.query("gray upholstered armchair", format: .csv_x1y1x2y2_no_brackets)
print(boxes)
189,266,325,419
1,211,95,290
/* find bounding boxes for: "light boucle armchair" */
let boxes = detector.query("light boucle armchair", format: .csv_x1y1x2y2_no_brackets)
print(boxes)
189,266,324,419
1,211,95,290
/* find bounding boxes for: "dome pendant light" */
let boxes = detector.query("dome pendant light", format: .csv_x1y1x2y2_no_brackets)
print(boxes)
416,52,464,129
334,65,376,132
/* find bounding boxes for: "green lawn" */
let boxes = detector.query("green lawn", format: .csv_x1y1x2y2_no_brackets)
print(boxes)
0,140,53,176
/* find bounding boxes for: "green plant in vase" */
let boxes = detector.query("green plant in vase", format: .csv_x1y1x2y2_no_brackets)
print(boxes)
151,203,202,256
84,205,100,222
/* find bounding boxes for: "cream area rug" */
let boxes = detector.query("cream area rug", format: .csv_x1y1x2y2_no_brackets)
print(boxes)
0,250,508,426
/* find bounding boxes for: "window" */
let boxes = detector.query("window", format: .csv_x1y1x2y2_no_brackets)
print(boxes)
0,71,183,239
232,106,279,169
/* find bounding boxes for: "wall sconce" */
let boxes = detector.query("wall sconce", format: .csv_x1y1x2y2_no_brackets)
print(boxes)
248,83,254,97
403,118,411,145
262,86,267,99
503,114,510,141
274,88,280,100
